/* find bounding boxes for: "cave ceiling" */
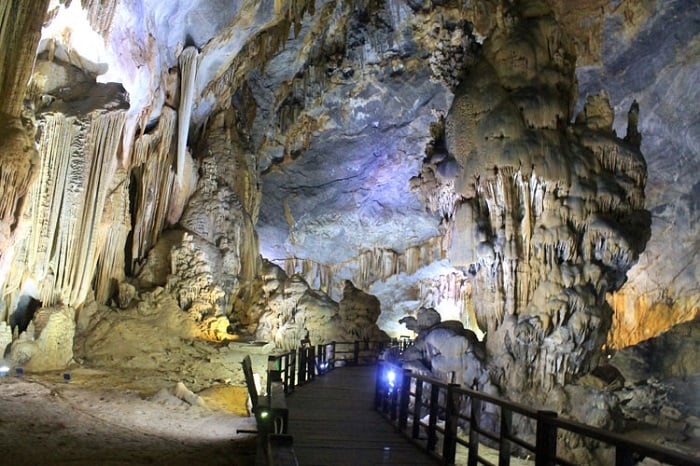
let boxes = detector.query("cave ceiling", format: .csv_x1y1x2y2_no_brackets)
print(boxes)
0,0,698,350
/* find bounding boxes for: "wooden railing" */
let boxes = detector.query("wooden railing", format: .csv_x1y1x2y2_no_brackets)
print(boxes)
267,339,389,396
374,362,699,466
261,339,391,466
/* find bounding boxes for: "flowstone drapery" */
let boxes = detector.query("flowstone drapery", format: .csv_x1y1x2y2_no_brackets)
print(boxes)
4,78,128,313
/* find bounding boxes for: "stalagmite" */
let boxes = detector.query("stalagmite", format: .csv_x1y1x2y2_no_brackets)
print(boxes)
177,46,199,187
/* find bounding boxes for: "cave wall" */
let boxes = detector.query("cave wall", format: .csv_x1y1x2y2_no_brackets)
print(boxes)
0,0,696,387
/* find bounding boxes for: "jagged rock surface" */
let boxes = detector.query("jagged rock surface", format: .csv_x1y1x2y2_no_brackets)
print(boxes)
0,1,697,461
234,261,387,351
8,306,75,371
577,0,700,349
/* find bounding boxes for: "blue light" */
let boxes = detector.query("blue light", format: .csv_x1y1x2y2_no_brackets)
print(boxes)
386,369,396,387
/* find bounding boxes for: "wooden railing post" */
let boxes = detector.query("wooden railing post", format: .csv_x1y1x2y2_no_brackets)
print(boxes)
330,341,336,369
308,346,316,381
535,410,558,466
353,341,360,365
499,407,513,466
467,397,481,466
297,347,305,384
412,379,423,439
427,383,440,452
281,355,288,393
442,384,460,465
267,355,276,397
288,351,296,392
316,343,324,374
398,369,411,431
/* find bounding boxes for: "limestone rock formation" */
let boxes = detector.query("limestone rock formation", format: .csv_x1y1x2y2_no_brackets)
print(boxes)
8,305,75,371
2,64,129,316
435,1,650,390
154,111,261,340
611,316,700,385
580,0,700,349
606,318,700,457
399,307,441,334
401,321,488,388
235,262,387,351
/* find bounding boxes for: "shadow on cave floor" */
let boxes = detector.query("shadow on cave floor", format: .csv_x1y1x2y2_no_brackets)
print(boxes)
0,370,257,465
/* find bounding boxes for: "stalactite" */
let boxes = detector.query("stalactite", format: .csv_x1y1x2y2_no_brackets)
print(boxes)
279,237,444,302
131,107,177,269
0,0,51,301
94,168,129,302
6,109,127,308
80,0,118,36
66,110,126,305
26,114,76,283
177,46,199,187
0,0,51,116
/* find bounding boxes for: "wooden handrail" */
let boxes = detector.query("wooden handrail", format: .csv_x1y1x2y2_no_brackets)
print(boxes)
375,361,699,466
267,339,392,395
263,339,394,466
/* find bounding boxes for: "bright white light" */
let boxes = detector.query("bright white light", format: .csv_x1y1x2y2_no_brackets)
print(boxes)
259,410,269,419
386,369,396,387
0,366,9,376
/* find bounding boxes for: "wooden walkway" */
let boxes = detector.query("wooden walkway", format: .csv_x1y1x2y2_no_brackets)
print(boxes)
285,365,438,466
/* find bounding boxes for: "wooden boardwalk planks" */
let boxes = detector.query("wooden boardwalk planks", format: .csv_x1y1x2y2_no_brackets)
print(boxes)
285,365,439,466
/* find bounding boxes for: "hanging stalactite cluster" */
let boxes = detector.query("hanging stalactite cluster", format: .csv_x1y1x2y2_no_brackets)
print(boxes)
280,236,444,300
6,108,127,310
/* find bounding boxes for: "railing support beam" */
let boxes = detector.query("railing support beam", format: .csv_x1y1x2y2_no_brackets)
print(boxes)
535,410,558,466
442,383,460,465
398,369,411,432
427,384,440,452
412,379,423,440
467,397,481,466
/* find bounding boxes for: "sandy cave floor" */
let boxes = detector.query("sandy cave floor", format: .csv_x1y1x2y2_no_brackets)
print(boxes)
0,367,259,465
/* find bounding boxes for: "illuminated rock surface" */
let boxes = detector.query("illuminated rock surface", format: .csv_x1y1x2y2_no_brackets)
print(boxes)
0,0,697,463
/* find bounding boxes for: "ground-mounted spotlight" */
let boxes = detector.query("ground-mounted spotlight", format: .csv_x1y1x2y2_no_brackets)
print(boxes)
318,361,329,373
259,409,270,420
15,367,24,377
63,373,71,383
0,365,9,377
